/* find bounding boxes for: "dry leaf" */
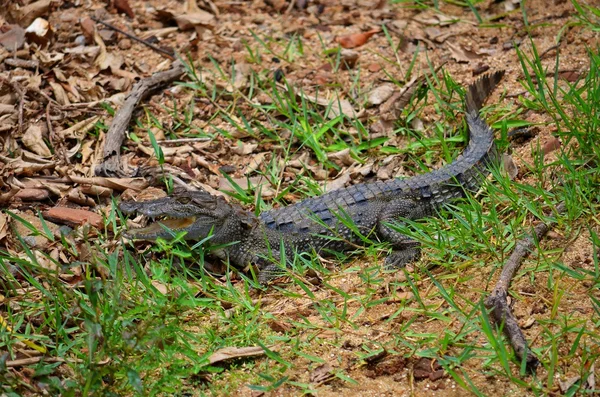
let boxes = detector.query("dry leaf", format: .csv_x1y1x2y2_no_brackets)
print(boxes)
504,0,521,11
521,316,536,329
0,212,8,242
25,17,53,47
323,170,350,192
228,63,252,91
67,188,96,206
22,124,52,157
337,49,359,70
367,83,396,106
34,49,64,67
447,42,482,63
413,12,457,26
128,187,168,202
542,137,561,155
219,175,274,198
349,162,373,178
557,69,582,82
11,212,58,248
267,320,291,333
0,103,16,115
0,25,26,50
286,152,309,168
151,280,169,295
336,28,380,49
14,188,51,201
0,154,55,175
137,142,193,157
310,363,334,384
114,0,135,18
94,29,124,73
139,27,179,40
31,250,59,272
79,17,96,43
380,75,422,117
207,346,267,365
11,0,52,27
68,176,148,192
300,91,357,119
327,148,354,166
231,141,257,155
79,185,113,197
501,153,518,180
49,81,70,105
370,74,426,136
559,376,581,394
424,26,457,44
66,141,82,160
61,116,101,140
245,152,267,174
43,207,103,229
173,0,215,30
586,364,596,390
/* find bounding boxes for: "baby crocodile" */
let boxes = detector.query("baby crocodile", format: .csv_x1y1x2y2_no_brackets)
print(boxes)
120,71,504,283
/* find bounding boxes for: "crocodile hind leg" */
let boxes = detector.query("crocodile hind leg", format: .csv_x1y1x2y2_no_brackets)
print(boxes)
379,224,422,269
377,198,430,268
257,262,286,285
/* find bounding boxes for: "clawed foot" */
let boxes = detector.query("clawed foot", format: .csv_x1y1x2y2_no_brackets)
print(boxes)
257,263,288,285
384,247,421,269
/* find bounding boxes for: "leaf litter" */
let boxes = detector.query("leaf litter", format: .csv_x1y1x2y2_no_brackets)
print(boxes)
0,0,598,395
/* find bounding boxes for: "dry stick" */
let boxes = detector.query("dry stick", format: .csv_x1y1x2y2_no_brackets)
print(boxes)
6,356,67,367
90,16,175,59
5,355,110,367
485,202,566,372
95,61,186,177
157,137,211,144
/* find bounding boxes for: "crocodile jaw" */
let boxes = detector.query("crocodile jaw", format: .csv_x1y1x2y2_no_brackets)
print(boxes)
124,217,197,240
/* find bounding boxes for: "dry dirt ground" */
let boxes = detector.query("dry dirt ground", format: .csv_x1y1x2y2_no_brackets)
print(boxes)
0,0,599,396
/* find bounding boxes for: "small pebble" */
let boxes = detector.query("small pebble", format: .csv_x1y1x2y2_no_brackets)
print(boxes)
58,225,73,236
74,35,86,46
22,236,39,248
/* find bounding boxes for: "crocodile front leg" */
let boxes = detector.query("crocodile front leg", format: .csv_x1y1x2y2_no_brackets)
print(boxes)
377,197,431,268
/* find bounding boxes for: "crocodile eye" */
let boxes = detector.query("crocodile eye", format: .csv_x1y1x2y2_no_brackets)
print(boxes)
177,196,192,204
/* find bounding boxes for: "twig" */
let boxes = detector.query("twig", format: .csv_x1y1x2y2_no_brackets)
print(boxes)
6,356,66,367
5,57,39,69
5,355,111,367
484,202,566,372
539,43,561,60
46,102,54,143
157,137,211,144
90,16,175,59
95,61,186,177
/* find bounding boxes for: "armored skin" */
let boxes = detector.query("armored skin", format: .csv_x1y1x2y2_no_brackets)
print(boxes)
120,71,505,284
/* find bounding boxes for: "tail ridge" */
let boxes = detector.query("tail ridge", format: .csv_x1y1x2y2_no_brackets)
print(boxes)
466,70,505,115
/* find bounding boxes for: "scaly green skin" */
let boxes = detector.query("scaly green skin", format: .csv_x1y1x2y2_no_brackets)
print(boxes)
120,71,505,284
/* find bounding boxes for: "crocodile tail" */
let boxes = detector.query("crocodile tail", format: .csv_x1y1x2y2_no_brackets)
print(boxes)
452,70,505,198
466,70,505,116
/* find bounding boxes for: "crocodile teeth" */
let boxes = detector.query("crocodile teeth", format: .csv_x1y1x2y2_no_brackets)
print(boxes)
124,216,197,237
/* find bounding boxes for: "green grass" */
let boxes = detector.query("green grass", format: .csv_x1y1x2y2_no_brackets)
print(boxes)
2,1,600,395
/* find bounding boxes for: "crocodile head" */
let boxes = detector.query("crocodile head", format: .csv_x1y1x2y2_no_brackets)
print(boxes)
119,190,259,242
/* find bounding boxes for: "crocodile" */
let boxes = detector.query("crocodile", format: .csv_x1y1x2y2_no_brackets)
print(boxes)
119,71,505,284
